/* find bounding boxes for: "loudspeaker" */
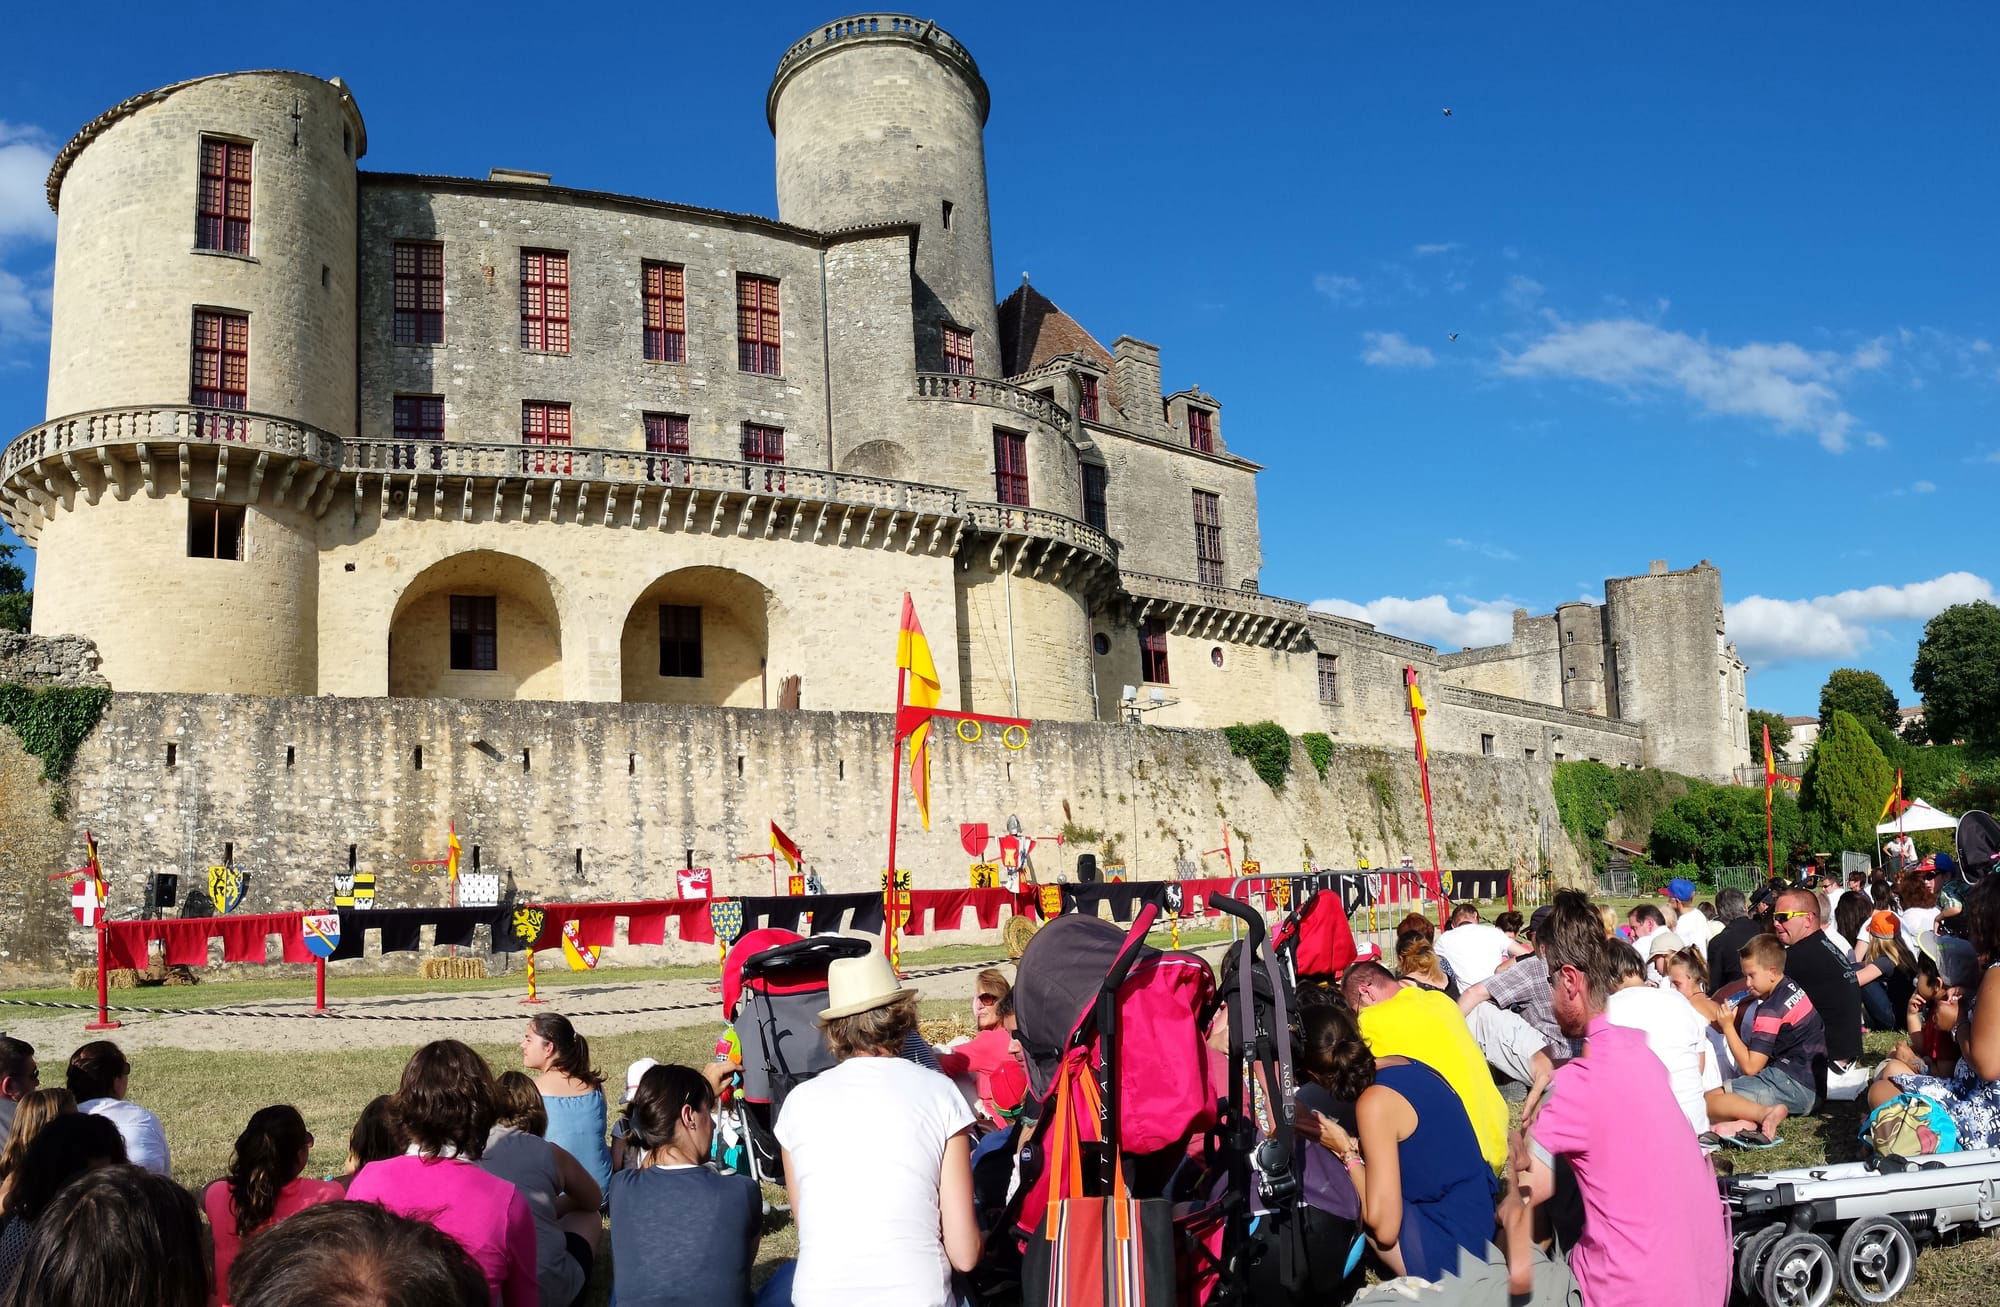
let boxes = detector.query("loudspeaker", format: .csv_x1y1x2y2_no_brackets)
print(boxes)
1076,853,1099,884
150,873,178,910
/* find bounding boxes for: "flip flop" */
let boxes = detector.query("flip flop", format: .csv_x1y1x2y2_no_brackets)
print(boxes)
1732,1130,1779,1149
1697,1131,1726,1149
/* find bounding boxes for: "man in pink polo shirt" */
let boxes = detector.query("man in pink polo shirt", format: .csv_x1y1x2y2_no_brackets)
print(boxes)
1501,890,1729,1306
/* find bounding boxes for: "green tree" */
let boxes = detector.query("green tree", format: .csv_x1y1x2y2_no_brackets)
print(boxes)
1818,668,1899,732
0,538,28,634
1747,708,1793,764
1650,783,1802,871
1800,709,1895,854
1911,600,2000,748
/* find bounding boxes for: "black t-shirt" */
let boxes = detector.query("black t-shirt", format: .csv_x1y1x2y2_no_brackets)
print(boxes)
1706,917,1762,993
1784,929,1863,1065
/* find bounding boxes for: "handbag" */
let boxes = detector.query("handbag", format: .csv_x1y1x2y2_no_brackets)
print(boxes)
1021,1048,1176,1307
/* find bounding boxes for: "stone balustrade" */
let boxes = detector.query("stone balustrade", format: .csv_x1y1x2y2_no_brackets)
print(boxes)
963,501,1115,561
1120,569,1310,621
914,373,1070,430
1,406,343,481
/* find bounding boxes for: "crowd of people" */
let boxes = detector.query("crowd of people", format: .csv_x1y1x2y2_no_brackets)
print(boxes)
0,860,1989,1306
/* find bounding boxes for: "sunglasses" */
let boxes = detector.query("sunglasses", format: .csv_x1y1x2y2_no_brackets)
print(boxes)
975,994,1001,1005
1772,910,1813,923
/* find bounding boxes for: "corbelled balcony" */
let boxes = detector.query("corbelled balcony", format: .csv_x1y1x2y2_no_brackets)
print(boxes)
914,373,1070,431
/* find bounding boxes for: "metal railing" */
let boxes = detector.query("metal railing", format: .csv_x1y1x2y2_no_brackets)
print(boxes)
914,373,1071,430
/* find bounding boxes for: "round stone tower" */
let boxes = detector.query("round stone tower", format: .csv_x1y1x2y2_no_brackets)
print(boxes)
28,71,365,695
769,16,1001,376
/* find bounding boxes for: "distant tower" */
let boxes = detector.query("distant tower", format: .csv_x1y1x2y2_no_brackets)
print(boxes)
769,16,1001,376
33,72,364,694
1604,560,1750,781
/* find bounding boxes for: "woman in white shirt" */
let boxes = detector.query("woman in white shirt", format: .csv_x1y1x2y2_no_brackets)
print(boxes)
1605,942,1717,1138
64,1041,169,1176
776,946,981,1307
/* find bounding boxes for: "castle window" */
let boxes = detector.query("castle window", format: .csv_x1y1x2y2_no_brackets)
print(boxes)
195,136,252,254
392,241,445,344
1318,652,1339,705
659,604,703,678
1077,374,1100,422
392,394,444,470
943,325,974,376
1140,619,1170,685
449,595,498,671
519,250,570,353
742,422,785,493
1187,406,1215,453
993,429,1029,506
187,501,244,561
1481,734,1496,757
190,309,249,441
644,412,690,455
520,401,573,476
736,274,781,375
1081,462,1108,533
642,261,686,362
1193,490,1224,587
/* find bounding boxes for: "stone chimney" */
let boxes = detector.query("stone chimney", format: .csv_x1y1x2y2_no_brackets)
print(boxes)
1110,336,1163,427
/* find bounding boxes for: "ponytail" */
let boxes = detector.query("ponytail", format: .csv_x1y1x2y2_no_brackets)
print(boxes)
621,1065,715,1159
228,1105,311,1236
529,1013,604,1090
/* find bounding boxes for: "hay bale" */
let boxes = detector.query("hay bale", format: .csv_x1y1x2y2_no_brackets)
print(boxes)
920,1013,972,1046
419,957,487,981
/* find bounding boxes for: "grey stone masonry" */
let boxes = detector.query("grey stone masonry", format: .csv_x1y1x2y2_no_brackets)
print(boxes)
0,633,108,688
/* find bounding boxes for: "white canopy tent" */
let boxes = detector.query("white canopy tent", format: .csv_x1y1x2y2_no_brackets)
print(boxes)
1877,799,1960,835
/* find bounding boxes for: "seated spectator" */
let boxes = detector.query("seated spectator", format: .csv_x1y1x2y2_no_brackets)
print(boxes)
64,1042,168,1176
1394,913,1434,942
1297,1003,1492,1282
1494,910,1524,947
204,1106,342,1306
1772,887,1865,1099
228,1201,489,1307
1666,948,1736,1080
1872,946,1964,1089
935,970,1019,1131
776,945,980,1307
1603,940,1717,1138
0,1041,37,1151
1432,904,1526,987
1341,961,1507,1173
520,1015,613,1195
0,1092,73,1211
5,1165,204,1307
1705,889,1760,994
346,1041,536,1307
1626,903,1672,956
1667,879,1713,949
1896,869,1940,946
609,1059,658,1176
0,1113,127,1287
1705,934,1824,1146
608,1064,760,1307
1869,877,2000,1146
480,1072,603,1307
1395,932,1458,998
1456,907,1567,1052
336,1096,399,1190
1844,906,1918,1032
1642,929,1685,987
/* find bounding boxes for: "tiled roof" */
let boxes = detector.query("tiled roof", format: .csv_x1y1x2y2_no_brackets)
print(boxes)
997,281,1119,409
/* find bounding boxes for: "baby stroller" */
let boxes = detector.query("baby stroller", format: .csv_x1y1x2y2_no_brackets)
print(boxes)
720,928,871,1185
1958,811,2000,883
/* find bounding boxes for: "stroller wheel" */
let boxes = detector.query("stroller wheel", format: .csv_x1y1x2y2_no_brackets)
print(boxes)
1760,1232,1836,1307
1736,1225,1784,1302
1836,1217,1915,1304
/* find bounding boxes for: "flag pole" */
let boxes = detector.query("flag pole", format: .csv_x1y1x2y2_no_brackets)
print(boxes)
885,663,907,966
1405,666,1444,924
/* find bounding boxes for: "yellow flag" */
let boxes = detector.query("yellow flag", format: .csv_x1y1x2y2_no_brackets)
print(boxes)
1406,669,1429,763
897,594,942,829
446,822,462,884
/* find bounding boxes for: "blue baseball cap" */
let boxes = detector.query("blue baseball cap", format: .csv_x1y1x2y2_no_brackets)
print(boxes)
1668,878,1697,902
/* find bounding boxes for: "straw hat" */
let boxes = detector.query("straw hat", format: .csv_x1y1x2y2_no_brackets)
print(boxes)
819,948,917,1020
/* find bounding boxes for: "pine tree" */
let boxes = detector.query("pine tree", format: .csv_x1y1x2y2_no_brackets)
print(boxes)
1799,709,1895,855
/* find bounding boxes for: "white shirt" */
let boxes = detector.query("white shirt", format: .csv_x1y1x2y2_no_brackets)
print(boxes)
1674,907,1713,951
1433,922,1514,987
1901,906,1941,951
1604,984,1714,1137
79,1097,170,1175
775,1054,973,1307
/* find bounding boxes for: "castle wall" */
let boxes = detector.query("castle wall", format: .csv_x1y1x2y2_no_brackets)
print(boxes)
1605,562,1747,780
0,693,1588,979
824,231,920,472
1437,611,1564,707
953,556,1094,720
1093,425,1262,585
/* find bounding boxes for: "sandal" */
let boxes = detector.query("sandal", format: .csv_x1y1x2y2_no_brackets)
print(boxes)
1731,1130,1779,1149
1697,1131,1725,1148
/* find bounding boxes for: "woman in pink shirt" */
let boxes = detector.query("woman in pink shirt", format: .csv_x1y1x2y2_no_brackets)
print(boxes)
934,970,1019,1127
347,1040,538,1307
202,1105,342,1306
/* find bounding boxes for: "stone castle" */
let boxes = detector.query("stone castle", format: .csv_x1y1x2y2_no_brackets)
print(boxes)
1,12,1749,786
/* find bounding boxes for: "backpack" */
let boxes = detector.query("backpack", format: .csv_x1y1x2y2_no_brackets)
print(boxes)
1271,890,1358,980
1862,1092,1961,1157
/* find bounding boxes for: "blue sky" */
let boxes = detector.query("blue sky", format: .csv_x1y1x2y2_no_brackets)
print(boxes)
2,1,1993,717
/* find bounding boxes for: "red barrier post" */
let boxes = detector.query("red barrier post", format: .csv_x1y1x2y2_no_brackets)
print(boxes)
314,957,327,1013
85,922,120,1032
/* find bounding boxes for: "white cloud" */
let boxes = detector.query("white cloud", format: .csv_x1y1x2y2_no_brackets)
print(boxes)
0,265,51,342
1313,273,1364,307
0,124,56,246
1913,480,1936,494
1444,536,1519,562
1501,275,1544,314
1725,571,1995,664
1412,243,1461,257
1499,317,1881,451
1360,330,1436,369
1310,594,1518,650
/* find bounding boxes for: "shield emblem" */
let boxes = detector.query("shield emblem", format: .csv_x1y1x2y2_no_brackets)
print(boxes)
334,874,355,909
677,867,713,900
1164,883,1186,917
787,873,806,896
70,878,106,927
1038,884,1064,920
351,873,375,909
207,865,248,915
301,912,341,960
710,899,745,948
458,873,501,908
560,920,601,971
511,906,546,944
969,862,999,889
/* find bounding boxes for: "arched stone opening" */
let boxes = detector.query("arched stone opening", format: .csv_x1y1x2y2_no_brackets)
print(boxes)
388,552,563,701
619,566,773,707
837,439,914,482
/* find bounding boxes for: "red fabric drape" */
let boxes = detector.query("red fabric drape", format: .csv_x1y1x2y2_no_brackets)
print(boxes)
102,912,307,971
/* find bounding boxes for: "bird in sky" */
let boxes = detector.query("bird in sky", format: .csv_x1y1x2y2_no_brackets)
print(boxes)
1447,333,1459,342
1442,107,1454,117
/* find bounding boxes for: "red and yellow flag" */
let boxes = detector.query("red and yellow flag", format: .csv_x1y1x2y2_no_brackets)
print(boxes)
1880,769,1907,823
446,822,462,884
771,822,803,873
896,594,942,830
1405,666,1429,763
1761,724,1800,792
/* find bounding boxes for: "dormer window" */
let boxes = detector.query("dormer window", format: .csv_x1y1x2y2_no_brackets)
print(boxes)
1078,374,1100,422
1187,407,1214,453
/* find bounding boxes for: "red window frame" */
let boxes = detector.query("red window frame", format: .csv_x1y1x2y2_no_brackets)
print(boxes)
1140,619,1170,685
520,250,571,353
742,422,785,492
644,412,690,455
393,242,445,344
1193,490,1224,587
190,309,249,440
196,137,252,254
1078,374,1100,422
643,261,686,362
943,326,975,376
392,394,444,470
993,429,1029,507
737,275,781,375
521,401,573,476
1081,462,1108,533
1187,406,1215,453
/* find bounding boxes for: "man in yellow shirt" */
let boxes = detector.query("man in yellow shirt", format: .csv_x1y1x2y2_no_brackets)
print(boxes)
1340,961,1508,1173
